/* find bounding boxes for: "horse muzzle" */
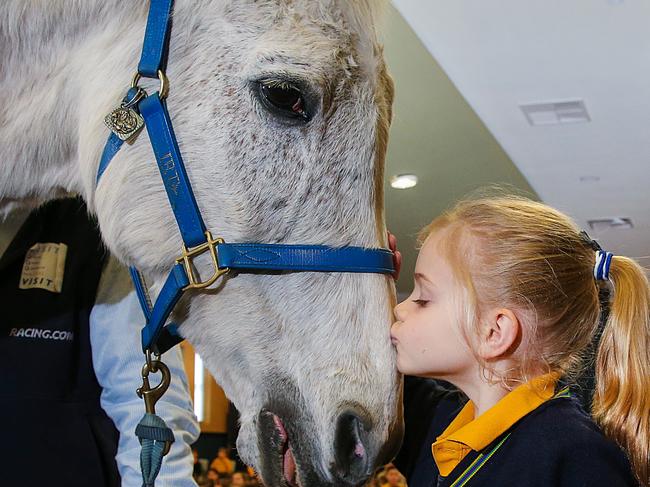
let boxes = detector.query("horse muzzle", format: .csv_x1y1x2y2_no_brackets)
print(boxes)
257,404,400,487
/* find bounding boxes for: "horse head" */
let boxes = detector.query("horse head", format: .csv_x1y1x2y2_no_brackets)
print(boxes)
90,1,401,485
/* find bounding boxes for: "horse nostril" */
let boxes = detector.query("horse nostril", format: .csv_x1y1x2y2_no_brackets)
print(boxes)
333,410,371,483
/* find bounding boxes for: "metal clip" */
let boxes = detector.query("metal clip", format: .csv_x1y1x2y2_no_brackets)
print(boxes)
136,356,171,415
136,354,173,457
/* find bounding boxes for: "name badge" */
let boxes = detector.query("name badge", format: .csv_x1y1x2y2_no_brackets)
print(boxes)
19,242,68,293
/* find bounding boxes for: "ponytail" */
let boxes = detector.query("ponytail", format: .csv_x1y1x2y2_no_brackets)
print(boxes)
593,256,650,486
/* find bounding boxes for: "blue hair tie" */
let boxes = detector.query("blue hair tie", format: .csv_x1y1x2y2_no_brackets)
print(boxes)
593,250,614,281
580,231,613,281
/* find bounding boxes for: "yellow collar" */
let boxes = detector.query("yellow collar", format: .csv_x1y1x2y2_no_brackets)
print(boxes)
431,373,559,476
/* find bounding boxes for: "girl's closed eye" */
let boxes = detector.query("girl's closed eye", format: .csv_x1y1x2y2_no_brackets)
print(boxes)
413,298,429,306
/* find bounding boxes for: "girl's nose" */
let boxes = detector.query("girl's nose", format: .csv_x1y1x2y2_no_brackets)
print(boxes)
393,300,407,322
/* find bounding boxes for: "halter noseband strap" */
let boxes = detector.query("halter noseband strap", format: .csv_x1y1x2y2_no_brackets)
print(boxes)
98,0,395,355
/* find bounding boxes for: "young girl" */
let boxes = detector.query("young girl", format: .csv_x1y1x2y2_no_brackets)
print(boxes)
390,196,649,487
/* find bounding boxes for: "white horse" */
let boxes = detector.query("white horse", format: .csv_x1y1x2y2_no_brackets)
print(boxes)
0,1,401,485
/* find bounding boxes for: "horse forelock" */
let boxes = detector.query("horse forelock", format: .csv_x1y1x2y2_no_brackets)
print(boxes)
214,0,387,79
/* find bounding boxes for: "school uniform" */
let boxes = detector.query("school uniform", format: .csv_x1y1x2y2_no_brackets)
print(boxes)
395,375,638,487
0,198,199,486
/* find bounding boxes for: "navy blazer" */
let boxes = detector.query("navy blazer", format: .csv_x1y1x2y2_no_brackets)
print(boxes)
394,377,638,487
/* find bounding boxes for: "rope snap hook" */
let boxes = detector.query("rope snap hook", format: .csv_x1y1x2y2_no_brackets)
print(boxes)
137,358,171,416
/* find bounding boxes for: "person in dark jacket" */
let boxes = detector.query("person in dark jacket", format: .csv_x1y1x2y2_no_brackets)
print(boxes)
389,196,647,487
0,198,199,486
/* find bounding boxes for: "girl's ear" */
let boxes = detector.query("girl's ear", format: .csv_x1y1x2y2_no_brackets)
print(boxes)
478,308,521,360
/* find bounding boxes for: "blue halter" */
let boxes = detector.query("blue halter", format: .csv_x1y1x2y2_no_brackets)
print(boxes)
98,0,394,356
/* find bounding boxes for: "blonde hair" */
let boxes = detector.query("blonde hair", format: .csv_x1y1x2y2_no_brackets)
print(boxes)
419,195,650,485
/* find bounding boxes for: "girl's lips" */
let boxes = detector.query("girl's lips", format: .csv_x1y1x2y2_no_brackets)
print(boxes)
390,321,401,345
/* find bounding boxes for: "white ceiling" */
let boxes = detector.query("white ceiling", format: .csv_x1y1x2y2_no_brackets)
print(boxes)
391,0,650,263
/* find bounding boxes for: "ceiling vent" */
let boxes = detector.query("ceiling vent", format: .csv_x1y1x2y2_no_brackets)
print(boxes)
520,100,590,126
587,217,634,231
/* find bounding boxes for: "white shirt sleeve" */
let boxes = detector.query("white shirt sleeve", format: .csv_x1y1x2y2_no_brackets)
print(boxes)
90,255,200,487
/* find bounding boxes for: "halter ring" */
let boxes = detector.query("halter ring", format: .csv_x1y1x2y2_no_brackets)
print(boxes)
132,70,169,100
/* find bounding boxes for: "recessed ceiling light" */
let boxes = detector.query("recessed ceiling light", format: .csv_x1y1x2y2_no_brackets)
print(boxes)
390,174,418,189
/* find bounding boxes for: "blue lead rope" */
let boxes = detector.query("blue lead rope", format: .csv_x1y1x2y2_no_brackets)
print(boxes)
136,413,175,487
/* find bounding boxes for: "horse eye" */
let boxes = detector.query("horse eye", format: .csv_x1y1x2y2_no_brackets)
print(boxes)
258,80,310,121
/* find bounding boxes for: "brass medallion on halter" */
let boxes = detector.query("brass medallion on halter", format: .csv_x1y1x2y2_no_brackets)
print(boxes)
104,86,147,143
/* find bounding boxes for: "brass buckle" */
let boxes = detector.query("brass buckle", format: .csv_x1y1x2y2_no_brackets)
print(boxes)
176,231,229,290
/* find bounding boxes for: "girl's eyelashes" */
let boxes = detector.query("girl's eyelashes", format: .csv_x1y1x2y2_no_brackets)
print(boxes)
413,299,429,306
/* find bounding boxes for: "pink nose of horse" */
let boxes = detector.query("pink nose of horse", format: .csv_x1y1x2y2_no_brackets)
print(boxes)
333,410,372,484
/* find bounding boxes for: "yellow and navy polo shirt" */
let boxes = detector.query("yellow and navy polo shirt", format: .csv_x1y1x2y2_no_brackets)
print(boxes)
431,373,559,476
394,375,637,487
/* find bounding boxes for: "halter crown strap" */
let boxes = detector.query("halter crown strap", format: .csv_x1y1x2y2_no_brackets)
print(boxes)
138,0,173,78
